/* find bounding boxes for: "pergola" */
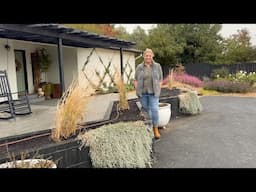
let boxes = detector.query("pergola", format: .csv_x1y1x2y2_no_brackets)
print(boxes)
0,24,136,94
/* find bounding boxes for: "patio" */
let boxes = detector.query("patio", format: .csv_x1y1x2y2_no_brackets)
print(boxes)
0,100,57,139
0,92,138,139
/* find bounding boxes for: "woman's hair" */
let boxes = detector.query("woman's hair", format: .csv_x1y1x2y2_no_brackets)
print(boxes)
143,48,154,57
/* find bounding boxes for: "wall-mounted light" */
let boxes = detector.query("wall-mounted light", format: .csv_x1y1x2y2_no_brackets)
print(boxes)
4,44,10,51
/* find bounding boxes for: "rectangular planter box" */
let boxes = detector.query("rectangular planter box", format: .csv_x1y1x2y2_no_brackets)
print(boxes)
0,94,181,168
0,133,92,168
37,139,92,168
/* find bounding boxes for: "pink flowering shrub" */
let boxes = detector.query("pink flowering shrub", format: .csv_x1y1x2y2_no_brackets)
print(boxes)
162,72,203,87
174,73,203,87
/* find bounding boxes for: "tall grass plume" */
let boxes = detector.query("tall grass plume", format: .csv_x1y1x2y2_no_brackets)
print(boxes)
168,69,174,89
51,79,94,142
115,71,129,111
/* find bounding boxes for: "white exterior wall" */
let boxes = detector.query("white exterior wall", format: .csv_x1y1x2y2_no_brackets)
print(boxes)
0,39,46,97
0,39,43,99
45,46,77,89
77,48,135,89
0,39,17,100
12,40,44,94
1,37,135,99
0,38,78,95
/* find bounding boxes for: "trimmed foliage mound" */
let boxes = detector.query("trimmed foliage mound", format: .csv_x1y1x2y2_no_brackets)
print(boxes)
178,91,202,115
78,121,154,168
203,79,251,93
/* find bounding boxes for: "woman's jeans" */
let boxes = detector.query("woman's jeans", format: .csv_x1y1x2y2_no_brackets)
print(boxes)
139,93,159,127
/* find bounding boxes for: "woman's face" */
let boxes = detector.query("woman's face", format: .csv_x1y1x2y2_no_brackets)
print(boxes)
144,52,153,64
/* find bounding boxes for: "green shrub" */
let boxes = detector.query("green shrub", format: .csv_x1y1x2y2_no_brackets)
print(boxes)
78,121,154,168
178,91,202,115
125,83,135,92
44,83,53,99
204,79,251,93
226,70,256,86
211,67,229,79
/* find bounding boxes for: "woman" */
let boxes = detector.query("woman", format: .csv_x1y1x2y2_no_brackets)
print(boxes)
134,48,163,139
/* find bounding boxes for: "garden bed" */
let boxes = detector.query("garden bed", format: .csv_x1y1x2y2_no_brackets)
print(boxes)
0,89,181,168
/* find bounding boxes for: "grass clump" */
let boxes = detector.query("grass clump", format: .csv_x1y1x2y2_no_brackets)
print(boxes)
78,121,154,168
115,72,129,111
168,69,174,89
51,79,94,142
178,91,203,115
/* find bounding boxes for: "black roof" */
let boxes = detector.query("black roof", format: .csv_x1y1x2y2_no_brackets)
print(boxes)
0,24,136,49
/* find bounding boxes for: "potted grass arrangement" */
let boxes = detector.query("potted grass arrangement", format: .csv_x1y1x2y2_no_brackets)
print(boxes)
0,151,57,168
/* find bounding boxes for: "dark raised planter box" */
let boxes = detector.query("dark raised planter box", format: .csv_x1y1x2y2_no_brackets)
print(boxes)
35,139,92,168
160,96,180,119
159,88,181,119
0,89,181,168
0,130,92,168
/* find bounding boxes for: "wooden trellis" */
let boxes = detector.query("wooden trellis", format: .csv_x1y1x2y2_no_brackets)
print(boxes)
123,55,133,84
81,48,117,90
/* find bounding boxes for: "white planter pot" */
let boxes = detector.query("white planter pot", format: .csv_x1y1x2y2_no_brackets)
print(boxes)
158,103,171,127
0,159,57,168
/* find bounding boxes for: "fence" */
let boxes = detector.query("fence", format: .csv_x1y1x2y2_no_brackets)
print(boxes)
162,63,256,79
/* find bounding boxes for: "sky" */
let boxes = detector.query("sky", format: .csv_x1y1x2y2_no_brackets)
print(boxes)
116,24,256,45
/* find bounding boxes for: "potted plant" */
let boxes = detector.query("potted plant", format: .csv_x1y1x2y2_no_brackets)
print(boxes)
0,152,57,168
38,48,51,75
158,102,171,128
31,48,52,96
0,159,57,168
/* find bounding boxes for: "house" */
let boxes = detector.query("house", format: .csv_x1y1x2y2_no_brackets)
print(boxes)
0,24,140,100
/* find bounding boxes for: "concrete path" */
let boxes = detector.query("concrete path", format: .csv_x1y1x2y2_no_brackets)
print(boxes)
153,96,256,168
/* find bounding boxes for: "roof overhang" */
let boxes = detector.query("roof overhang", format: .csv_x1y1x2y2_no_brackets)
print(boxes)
0,24,136,49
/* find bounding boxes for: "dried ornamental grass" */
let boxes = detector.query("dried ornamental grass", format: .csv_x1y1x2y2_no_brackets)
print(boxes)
52,80,94,141
178,91,202,115
115,72,129,111
168,69,174,89
78,121,154,168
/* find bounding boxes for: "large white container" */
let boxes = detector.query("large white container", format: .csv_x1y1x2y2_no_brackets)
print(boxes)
158,103,171,127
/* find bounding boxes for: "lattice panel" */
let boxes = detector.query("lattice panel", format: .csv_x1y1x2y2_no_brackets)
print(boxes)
81,48,117,90
123,55,134,84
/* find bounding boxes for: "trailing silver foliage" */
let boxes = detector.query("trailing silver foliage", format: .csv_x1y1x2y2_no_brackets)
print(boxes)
178,91,202,115
78,121,154,168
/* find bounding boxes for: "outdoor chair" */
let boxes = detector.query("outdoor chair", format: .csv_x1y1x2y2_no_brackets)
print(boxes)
0,70,32,119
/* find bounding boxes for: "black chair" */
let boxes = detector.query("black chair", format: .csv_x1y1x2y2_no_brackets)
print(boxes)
0,70,32,119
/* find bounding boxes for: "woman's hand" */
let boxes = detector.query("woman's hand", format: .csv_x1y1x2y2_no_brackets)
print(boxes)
159,81,163,88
